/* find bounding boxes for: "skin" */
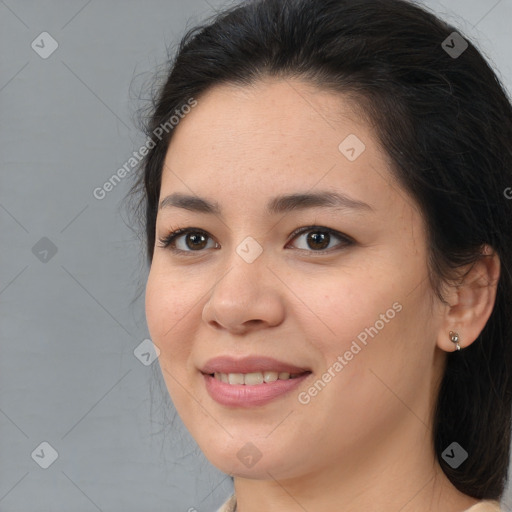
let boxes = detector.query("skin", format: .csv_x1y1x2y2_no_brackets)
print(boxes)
145,78,500,512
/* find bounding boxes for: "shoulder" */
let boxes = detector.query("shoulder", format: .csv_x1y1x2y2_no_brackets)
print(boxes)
214,495,501,512
463,500,502,512
213,496,503,512
216,494,236,512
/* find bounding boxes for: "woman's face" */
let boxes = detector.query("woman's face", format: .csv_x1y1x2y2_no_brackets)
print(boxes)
145,78,447,480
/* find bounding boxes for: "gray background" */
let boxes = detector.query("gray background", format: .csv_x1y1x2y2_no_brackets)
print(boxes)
1,0,511,511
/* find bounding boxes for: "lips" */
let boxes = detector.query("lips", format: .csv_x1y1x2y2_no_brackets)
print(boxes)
200,356,312,407
200,355,310,376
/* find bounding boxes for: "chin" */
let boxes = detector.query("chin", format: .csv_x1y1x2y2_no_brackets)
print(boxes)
198,438,304,481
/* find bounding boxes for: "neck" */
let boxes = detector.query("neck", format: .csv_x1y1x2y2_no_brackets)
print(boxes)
232,414,479,512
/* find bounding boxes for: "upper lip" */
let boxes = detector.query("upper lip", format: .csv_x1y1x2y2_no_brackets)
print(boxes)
200,355,311,375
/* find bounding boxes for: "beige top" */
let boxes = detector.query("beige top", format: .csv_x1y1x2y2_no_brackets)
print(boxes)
216,494,502,512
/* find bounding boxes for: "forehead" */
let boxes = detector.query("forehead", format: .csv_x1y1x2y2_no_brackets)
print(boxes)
165,78,369,159
159,78,407,219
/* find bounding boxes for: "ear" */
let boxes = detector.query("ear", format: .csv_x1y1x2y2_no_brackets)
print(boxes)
437,245,500,352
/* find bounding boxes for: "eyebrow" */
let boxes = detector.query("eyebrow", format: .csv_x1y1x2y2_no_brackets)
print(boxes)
158,191,374,216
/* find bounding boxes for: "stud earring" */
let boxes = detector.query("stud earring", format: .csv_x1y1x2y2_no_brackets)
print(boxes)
449,331,461,351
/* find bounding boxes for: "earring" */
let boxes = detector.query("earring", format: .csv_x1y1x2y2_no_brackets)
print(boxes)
449,331,461,351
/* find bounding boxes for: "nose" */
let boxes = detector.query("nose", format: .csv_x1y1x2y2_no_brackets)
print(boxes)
201,253,286,335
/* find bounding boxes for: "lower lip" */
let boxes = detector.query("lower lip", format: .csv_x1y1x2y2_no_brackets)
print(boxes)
202,372,311,407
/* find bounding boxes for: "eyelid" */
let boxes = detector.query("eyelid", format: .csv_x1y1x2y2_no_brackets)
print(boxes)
157,227,217,255
287,225,355,247
157,225,354,254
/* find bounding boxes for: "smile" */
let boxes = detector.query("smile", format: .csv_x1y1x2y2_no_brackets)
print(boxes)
199,355,312,406
202,371,311,407
211,371,305,385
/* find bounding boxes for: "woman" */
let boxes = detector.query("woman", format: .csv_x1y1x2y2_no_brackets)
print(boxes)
128,0,512,510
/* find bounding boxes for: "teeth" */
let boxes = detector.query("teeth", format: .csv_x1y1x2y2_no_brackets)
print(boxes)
244,372,264,385
227,373,244,385
264,371,278,383
213,371,302,385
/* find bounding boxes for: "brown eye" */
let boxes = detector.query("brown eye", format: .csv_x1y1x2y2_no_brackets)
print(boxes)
183,232,209,250
305,231,331,250
158,225,353,255
288,226,354,253
158,228,218,253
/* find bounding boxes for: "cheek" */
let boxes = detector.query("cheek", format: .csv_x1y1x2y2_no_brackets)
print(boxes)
292,269,396,351
306,286,431,439
145,268,198,364
292,269,412,400
145,269,202,415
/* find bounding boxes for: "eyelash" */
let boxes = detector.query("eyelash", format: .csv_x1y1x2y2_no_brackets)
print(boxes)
157,225,355,256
